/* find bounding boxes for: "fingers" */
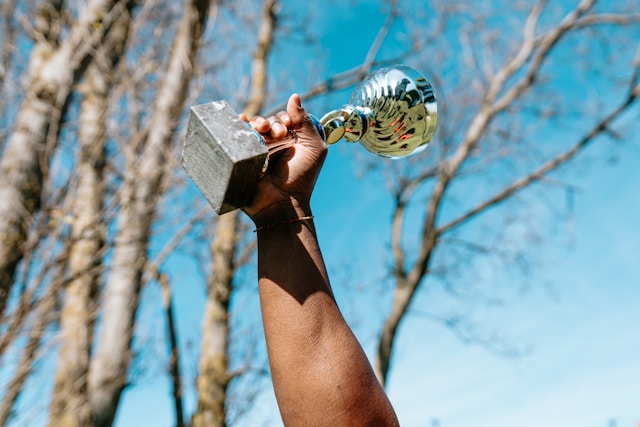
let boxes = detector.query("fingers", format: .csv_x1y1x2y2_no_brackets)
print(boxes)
239,94,309,141
240,114,269,133
267,117,288,139
276,111,292,128
241,100,300,139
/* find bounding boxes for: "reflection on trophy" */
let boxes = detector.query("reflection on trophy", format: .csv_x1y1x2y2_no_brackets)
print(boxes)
182,65,438,214
321,65,438,158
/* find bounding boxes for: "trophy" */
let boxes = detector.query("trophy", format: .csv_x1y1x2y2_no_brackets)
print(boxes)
182,65,438,214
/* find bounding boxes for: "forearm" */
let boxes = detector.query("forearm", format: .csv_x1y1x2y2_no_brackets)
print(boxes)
255,201,398,426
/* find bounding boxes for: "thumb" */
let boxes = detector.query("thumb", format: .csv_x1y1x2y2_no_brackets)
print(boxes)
287,93,306,127
287,93,325,142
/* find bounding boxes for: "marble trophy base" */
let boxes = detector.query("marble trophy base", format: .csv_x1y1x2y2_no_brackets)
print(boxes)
181,101,268,214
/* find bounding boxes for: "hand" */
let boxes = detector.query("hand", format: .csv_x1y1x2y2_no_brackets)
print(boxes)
240,94,327,222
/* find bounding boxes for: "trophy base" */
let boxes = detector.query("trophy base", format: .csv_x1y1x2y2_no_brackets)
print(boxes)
182,101,268,214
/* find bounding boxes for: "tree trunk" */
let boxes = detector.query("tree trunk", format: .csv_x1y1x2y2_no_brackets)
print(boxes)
192,213,236,427
158,272,185,427
191,1,277,425
48,6,133,427
87,1,211,426
0,0,127,316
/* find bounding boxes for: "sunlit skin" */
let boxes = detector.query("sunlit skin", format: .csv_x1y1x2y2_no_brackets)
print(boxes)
239,94,399,426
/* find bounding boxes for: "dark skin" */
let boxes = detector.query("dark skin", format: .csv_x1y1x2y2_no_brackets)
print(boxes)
239,94,399,426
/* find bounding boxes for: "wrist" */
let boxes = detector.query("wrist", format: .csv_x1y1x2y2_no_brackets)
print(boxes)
248,198,312,229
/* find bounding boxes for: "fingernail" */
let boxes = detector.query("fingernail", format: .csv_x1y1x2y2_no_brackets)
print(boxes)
293,94,302,109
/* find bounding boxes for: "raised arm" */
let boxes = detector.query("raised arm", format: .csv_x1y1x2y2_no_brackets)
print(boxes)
241,94,399,426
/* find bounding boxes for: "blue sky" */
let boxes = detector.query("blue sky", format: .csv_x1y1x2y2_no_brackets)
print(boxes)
110,1,640,426
2,1,639,426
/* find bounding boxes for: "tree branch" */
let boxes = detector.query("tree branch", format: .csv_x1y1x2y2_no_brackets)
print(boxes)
361,0,398,76
0,263,63,426
575,13,640,27
437,72,640,236
492,0,595,113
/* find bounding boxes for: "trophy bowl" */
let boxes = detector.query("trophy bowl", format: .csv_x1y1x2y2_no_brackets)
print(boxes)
320,65,438,158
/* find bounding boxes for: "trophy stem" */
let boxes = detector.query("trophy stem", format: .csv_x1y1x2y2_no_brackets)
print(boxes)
319,105,370,146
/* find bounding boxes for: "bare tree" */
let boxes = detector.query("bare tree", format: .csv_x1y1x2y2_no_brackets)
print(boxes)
47,4,134,426
85,0,213,425
192,1,278,426
372,0,640,385
0,0,134,316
